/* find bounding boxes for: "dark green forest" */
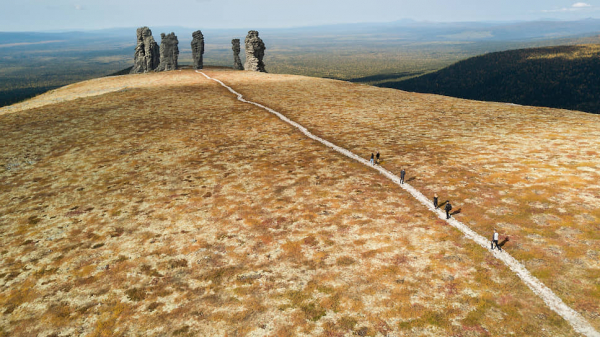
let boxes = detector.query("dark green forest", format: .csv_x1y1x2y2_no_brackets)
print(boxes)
384,44,600,114
0,86,60,107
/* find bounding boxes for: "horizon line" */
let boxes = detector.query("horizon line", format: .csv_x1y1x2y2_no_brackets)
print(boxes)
1,17,599,34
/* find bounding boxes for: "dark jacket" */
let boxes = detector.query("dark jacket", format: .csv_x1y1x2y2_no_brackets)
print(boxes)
445,202,452,212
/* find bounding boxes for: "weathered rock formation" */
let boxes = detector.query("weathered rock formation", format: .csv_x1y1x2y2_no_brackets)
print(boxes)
244,30,266,72
231,39,243,70
191,30,205,70
156,32,179,72
131,27,160,74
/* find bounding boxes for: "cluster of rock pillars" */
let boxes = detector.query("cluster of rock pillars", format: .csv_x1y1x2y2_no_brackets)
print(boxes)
130,26,266,74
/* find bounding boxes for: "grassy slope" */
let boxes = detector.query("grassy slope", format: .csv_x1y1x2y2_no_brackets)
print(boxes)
207,68,600,332
383,44,600,114
0,69,585,336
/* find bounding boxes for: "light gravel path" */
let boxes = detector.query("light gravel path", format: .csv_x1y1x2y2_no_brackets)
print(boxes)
198,70,599,337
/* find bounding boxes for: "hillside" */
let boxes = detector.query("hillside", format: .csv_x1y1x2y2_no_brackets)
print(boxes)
383,43,600,114
3,23,600,110
1,69,599,336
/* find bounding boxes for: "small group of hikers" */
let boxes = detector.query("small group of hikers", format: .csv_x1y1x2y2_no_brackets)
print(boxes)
370,151,505,252
369,151,381,165
370,150,405,183
435,195,505,250
432,194,452,219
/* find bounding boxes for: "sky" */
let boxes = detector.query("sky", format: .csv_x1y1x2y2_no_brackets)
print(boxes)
1,0,599,31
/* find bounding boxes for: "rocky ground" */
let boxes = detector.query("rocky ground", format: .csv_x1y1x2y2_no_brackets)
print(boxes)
0,68,596,336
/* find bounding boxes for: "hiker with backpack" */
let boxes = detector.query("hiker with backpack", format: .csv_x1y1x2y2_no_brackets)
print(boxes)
400,168,406,184
445,200,452,219
370,153,374,165
491,229,501,251
376,151,380,165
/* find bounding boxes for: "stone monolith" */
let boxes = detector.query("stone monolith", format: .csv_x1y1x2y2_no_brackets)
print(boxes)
156,32,179,72
131,27,160,74
191,30,205,70
244,30,266,72
232,39,243,70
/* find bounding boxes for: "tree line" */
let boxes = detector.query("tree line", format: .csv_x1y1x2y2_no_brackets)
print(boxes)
383,44,600,114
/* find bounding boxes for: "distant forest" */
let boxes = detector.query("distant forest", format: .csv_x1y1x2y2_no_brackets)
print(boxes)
0,86,59,107
383,44,600,114
1,25,600,111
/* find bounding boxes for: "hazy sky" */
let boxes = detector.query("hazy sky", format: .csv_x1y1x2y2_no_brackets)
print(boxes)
2,0,600,31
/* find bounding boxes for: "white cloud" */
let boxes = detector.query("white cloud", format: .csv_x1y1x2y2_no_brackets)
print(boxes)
74,4,84,10
542,2,594,12
572,2,592,7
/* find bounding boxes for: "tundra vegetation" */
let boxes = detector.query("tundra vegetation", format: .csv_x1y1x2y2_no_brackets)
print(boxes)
207,68,600,333
0,69,597,335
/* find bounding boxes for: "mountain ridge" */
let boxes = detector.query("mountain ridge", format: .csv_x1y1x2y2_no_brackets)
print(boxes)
382,42,600,114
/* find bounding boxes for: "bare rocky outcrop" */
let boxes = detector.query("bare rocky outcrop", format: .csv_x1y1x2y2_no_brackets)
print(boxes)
231,39,243,70
244,30,266,72
191,30,205,70
156,32,179,72
131,27,160,74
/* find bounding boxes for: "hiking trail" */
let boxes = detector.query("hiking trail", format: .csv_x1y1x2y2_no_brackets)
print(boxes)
197,70,599,337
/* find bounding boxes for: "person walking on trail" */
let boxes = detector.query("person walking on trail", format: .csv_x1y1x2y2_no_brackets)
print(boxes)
370,153,375,165
376,151,380,165
433,194,438,209
400,168,406,184
445,200,452,219
491,229,501,251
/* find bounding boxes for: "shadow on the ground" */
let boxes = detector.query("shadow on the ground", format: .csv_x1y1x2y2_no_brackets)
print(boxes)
498,237,510,249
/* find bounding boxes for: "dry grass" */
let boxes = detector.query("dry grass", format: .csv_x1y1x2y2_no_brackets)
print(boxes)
0,68,590,335
206,67,600,332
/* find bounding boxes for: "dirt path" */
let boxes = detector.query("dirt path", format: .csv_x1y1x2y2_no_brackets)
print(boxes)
198,70,600,337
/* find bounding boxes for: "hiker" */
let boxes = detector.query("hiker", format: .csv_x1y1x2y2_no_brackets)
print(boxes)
433,194,438,209
376,151,380,165
400,168,406,184
445,200,452,219
370,153,374,165
491,229,501,251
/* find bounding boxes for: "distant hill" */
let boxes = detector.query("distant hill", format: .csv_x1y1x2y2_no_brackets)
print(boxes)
383,43,600,114
2,20,600,109
108,66,133,76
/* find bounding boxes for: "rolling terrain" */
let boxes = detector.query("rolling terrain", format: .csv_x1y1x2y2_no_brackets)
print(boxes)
0,68,599,336
384,42,600,114
2,19,600,109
